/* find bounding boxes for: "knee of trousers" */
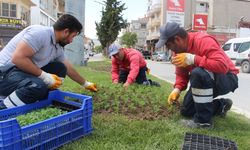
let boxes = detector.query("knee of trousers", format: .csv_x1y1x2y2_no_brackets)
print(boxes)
16,78,48,103
190,67,213,84
180,106,195,117
53,62,67,77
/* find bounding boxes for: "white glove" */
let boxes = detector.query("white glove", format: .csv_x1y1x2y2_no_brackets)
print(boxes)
38,71,62,89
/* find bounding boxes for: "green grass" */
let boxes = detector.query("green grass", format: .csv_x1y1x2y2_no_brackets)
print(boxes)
59,61,250,150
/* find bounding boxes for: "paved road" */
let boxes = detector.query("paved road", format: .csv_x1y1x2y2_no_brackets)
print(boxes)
88,53,105,62
147,60,250,118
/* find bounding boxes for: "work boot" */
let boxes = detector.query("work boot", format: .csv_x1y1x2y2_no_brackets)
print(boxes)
220,98,233,118
148,79,161,87
0,100,7,110
180,119,213,129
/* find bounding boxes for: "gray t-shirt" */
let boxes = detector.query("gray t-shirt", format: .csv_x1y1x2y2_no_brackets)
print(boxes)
0,25,65,68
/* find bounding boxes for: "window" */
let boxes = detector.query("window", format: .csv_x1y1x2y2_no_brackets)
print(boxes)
2,3,9,17
1,3,17,18
196,2,209,13
40,0,48,10
222,43,231,51
40,12,48,26
0,3,1,16
10,4,16,17
233,43,241,52
141,23,146,29
238,42,250,53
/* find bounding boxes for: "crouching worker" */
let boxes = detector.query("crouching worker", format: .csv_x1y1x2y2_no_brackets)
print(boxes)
109,43,160,89
0,14,97,110
155,22,239,128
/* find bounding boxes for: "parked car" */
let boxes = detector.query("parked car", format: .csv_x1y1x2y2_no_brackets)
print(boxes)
89,51,95,56
235,40,250,73
151,51,159,61
141,50,151,59
222,37,250,59
156,51,167,61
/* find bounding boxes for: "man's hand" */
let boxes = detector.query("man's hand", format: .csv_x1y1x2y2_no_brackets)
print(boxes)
83,81,98,92
113,80,119,84
123,82,130,89
167,88,181,105
172,53,195,68
38,71,62,89
146,68,150,74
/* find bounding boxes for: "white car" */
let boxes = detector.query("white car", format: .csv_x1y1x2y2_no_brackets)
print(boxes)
222,37,250,60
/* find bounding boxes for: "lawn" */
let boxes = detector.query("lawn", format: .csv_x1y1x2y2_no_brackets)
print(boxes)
59,61,250,150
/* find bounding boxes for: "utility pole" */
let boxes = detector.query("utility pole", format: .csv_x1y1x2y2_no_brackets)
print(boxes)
64,0,86,66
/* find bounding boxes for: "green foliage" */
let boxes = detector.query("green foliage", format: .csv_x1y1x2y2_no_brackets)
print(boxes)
59,61,250,150
16,107,67,127
94,45,102,53
61,61,175,120
95,0,127,55
121,32,138,47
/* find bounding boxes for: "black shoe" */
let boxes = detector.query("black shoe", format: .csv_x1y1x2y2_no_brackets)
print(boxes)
148,79,161,87
0,100,7,110
220,98,233,118
180,119,213,129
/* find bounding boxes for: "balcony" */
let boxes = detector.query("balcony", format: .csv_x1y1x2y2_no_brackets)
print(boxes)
146,32,160,40
152,19,160,27
147,3,161,17
151,3,161,13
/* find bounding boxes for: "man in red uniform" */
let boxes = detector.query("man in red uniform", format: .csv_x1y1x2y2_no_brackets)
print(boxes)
156,22,239,128
109,43,160,89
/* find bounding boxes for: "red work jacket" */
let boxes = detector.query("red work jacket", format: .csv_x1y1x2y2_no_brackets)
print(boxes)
111,48,147,84
174,32,239,91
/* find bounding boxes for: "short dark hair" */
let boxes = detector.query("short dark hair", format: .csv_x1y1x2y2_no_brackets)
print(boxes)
53,14,82,34
167,28,188,43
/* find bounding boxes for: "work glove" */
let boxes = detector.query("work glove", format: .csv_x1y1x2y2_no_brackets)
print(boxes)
38,71,62,89
172,53,195,68
167,88,181,105
146,68,150,74
83,81,98,92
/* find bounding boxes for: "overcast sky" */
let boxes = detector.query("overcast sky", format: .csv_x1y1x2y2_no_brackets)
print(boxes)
85,0,148,39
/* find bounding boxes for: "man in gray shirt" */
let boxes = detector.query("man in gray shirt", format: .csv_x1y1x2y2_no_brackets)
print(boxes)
0,14,97,110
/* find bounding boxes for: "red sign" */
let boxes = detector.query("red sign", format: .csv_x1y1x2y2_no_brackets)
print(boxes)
193,14,208,31
167,0,185,12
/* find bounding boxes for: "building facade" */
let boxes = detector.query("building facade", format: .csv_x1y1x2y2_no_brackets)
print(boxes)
146,0,250,50
0,0,35,48
30,0,64,26
146,0,162,51
130,17,148,49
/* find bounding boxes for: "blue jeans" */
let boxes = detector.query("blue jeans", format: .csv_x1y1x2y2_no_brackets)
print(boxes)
0,62,67,104
180,67,238,123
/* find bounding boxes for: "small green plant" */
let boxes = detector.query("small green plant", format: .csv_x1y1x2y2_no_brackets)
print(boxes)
16,107,67,127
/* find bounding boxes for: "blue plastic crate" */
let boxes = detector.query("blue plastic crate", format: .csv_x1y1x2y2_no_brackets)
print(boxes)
0,90,93,150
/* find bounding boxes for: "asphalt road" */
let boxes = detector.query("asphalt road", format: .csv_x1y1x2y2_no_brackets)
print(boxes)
147,60,250,118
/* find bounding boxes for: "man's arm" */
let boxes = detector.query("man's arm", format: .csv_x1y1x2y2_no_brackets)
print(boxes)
63,60,85,85
126,55,140,84
63,60,97,92
111,58,119,83
12,40,42,76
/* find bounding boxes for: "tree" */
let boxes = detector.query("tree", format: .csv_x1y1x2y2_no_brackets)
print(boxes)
94,45,102,53
95,0,127,56
121,32,138,48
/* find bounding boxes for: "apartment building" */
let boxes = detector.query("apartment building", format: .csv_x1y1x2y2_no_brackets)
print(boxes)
0,0,35,48
146,0,250,50
130,17,148,49
30,0,64,26
146,0,162,51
